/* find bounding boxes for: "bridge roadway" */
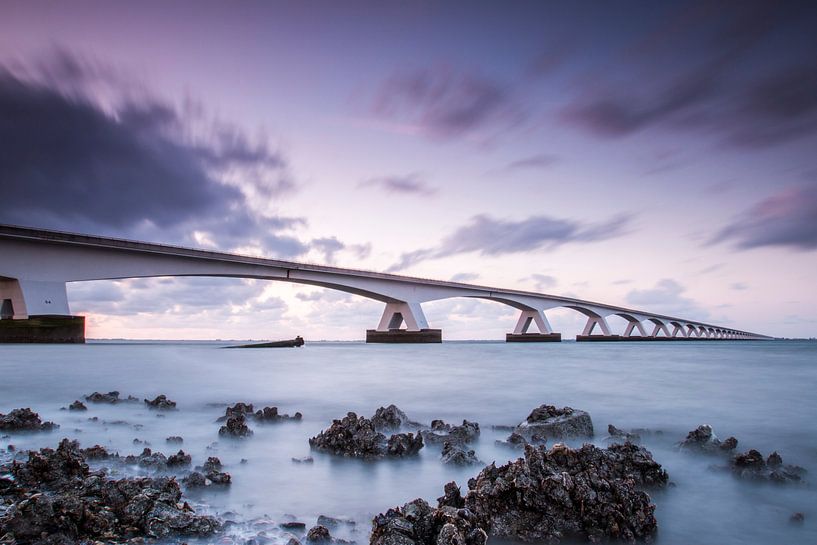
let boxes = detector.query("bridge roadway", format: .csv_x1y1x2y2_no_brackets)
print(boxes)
0,224,770,343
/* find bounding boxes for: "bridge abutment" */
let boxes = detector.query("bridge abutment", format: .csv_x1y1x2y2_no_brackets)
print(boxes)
366,328,442,343
0,315,85,343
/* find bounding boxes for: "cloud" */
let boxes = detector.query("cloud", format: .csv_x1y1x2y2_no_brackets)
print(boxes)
561,3,817,148
710,184,817,250
372,66,522,140
505,154,559,171
310,237,345,264
388,213,632,271
358,173,437,196
0,50,304,257
731,282,748,290
528,273,557,290
625,279,708,319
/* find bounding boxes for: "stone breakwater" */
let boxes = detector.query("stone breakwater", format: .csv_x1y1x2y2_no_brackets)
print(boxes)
0,395,810,544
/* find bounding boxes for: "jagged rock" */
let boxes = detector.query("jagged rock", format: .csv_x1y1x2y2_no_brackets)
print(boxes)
68,400,87,411
84,391,138,404
512,405,593,442
678,424,737,454
307,524,332,543
200,456,222,473
437,482,465,508
441,442,481,466
292,456,314,464
317,515,355,528
144,395,177,410
124,447,168,470
182,471,207,488
219,413,253,438
166,436,184,444
254,406,303,423
495,431,533,450
309,412,423,459
81,444,113,460
790,512,805,524
730,449,806,483
422,420,480,446
0,439,219,543
215,402,255,422
282,521,308,531
167,450,192,467
0,408,58,432
370,498,487,545
608,424,641,443
371,405,419,432
463,443,662,542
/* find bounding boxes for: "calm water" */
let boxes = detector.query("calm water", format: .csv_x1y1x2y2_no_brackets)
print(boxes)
1,340,815,544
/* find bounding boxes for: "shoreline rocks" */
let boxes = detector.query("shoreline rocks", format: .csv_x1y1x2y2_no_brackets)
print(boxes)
421,420,480,446
309,412,423,459
514,404,594,441
145,394,177,410
0,438,220,544
0,408,58,432
219,413,254,438
84,391,139,404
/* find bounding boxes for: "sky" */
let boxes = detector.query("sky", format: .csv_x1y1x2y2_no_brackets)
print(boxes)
1,0,816,340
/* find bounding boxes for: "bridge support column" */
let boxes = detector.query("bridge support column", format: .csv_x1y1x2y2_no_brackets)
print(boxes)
506,309,560,342
0,278,84,343
576,315,619,341
649,320,671,339
366,301,441,343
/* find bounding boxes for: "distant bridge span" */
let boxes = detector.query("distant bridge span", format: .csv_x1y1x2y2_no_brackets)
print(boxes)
0,224,769,342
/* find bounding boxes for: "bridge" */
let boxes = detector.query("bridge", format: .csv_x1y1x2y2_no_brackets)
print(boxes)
0,224,770,343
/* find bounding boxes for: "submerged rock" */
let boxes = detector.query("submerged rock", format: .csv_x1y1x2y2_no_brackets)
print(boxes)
730,449,806,483
219,413,254,438
309,412,423,459
84,391,139,404
292,456,314,464
0,408,58,432
440,442,481,466
608,424,641,443
495,431,533,450
0,439,220,543
679,424,738,454
166,436,184,444
370,497,487,545
167,449,192,467
125,447,168,470
144,394,177,410
464,443,662,542
422,420,480,446
513,404,594,441
68,400,87,411
307,524,332,543
254,405,303,423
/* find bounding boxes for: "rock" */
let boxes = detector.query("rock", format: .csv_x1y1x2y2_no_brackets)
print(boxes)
513,404,593,441
166,436,184,444
678,424,737,454
463,443,662,542
68,400,87,411
84,391,138,404
200,456,223,473
288,539,304,545
370,498,486,545
371,405,419,432
607,424,641,443
437,482,465,508
144,395,177,410
281,521,308,531
0,438,219,543
0,408,58,432
182,471,207,488
81,444,113,460
422,420,480,446
440,442,481,466
495,431,532,450
790,512,805,524
254,406,303,423
167,450,192,467
317,515,355,528
730,449,806,483
219,413,254,438
124,447,168,470
307,525,332,543
309,412,423,459
292,456,314,464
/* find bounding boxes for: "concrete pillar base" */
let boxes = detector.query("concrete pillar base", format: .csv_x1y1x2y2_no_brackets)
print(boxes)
0,315,85,343
576,335,729,342
576,335,622,342
366,329,442,343
506,333,561,342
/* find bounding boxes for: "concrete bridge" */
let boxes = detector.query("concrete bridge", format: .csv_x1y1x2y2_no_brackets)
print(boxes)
0,224,770,343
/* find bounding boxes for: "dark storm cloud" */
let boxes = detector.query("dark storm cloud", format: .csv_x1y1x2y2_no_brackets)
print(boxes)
0,51,304,257
358,173,437,196
562,2,817,148
372,66,521,140
388,213,631,271
710,184,817,250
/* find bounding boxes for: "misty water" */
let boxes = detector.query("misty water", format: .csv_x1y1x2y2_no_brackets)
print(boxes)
1,340,815,544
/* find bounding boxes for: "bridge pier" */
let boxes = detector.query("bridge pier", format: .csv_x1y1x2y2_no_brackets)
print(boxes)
366,301,442,343
0,278,84,343
506,309,561,342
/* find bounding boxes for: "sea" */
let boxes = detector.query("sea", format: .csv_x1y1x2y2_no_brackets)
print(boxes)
1,339,815,544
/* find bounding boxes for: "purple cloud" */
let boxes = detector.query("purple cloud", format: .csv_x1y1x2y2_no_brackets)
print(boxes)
711,184,817,250
359,173,437,196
